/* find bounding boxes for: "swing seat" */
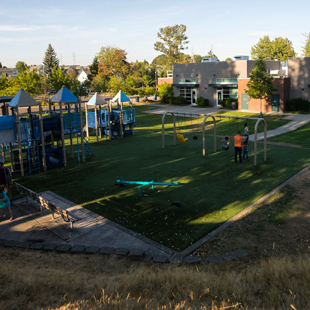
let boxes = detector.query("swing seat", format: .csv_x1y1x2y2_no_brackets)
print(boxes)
177,134,188,143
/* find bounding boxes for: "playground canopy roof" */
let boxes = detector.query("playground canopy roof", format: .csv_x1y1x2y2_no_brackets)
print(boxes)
111,90,130,103
0,96,13,103
8,88,38,107
86,93,107,106
50,85,78,103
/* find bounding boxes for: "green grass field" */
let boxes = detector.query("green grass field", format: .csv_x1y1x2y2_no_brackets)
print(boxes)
268,122,310,147
11,106,310,251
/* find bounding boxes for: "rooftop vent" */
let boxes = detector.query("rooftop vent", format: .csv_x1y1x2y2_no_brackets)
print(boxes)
202,57,218,63
234,56,249,61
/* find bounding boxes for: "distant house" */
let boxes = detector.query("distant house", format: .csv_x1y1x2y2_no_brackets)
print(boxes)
77,68,90,84
0,68,18,78
29,65,44,75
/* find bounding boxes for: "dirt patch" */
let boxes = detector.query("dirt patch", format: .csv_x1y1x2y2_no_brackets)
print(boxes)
193,167,310,260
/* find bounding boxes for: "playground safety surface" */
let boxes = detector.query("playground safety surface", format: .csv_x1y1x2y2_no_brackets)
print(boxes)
0,191,177,260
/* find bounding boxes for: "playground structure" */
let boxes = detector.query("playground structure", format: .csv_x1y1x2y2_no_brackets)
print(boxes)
85,91,135,141
116,177,181,198
162,112,267,166
0,86,92,177
50,85,86,165
0,96,13,116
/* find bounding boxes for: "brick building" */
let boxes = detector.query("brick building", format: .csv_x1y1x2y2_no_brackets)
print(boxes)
170,57,310,112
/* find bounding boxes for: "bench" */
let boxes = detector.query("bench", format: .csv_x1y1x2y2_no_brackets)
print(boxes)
15,182,79,231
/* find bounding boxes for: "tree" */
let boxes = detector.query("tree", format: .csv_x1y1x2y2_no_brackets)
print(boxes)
88,56,99,81
225,57,233,62
70,80,88,98
245,58,277,117
302,32,310,57
90,73,108,93
152,54,168,66
270,37,296,61
97,46,131,78
49,68,71,91
43,44,59,76
15,61,28,73
4,71,42,96
251,36,296,61
0,62,2,68
154,24,189,69
251,36,272,60
68,70,78,80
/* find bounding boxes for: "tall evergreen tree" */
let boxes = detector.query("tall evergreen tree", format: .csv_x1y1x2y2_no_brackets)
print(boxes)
88,56,99,81
43,44,59,76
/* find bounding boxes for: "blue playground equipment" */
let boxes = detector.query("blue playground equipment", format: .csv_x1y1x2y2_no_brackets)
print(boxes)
115,177,181,198
85,91,135,141
3,87,93,177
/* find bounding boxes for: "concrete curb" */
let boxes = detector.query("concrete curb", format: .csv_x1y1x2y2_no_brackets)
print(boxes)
0,238,248,265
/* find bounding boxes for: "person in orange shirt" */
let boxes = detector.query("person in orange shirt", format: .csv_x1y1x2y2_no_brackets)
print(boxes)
234,131,246,163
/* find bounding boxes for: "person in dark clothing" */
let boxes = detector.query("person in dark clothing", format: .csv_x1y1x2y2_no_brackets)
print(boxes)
0,154,13,220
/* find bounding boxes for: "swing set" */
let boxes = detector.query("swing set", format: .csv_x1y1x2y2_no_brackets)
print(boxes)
162,112,267,166
173,113,202,143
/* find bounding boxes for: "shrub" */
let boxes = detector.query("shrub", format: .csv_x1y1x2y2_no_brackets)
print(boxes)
161,94,173,104
158,83,173,98
222,98,237,109
173,96,187,105
285,97,310,112
196,96,209,107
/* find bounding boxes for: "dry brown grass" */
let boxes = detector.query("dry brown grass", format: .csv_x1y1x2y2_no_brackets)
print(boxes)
0,248,309,310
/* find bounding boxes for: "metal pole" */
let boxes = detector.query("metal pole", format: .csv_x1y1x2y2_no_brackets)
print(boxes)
59,102,67,167
162,112,166,149
264,119,267,162
16,108,24,177
120,101,124,138
173,113,176,145
95,103,98,142
79,99,85,162
39,102,46,171
85,102,89,140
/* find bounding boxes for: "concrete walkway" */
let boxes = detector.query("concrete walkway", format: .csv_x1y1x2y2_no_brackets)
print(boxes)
0,191,178,262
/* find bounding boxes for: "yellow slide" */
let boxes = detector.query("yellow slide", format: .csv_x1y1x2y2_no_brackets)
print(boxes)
177,134,188,143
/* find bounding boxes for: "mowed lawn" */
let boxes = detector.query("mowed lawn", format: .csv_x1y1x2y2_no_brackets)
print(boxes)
12,106,310,251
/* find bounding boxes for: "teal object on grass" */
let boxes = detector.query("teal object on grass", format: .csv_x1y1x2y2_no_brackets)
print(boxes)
116,177,181,198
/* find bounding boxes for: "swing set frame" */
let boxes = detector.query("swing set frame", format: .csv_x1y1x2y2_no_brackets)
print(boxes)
162,112,267,166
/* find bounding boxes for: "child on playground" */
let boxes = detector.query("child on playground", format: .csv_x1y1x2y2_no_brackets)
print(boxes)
222,136,230,151
244,123,249,140
243,139,249,160
234,131,246,163
0,186,13,221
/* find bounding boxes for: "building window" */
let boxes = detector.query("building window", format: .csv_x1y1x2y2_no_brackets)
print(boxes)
216,78,238,84
179,87,192,103
167,71,173,78
179,78,197,84
222,87,238,99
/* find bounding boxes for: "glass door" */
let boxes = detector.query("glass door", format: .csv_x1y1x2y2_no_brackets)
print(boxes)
217,90,223,106
191,89,197,105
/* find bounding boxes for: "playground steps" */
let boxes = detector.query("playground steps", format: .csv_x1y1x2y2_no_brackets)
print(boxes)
27,139,40,175
83,135,94,157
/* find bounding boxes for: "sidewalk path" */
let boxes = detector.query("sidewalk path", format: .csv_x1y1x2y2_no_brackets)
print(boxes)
144,104,310,141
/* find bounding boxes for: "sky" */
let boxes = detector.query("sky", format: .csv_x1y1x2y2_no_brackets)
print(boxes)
0,0,309,68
